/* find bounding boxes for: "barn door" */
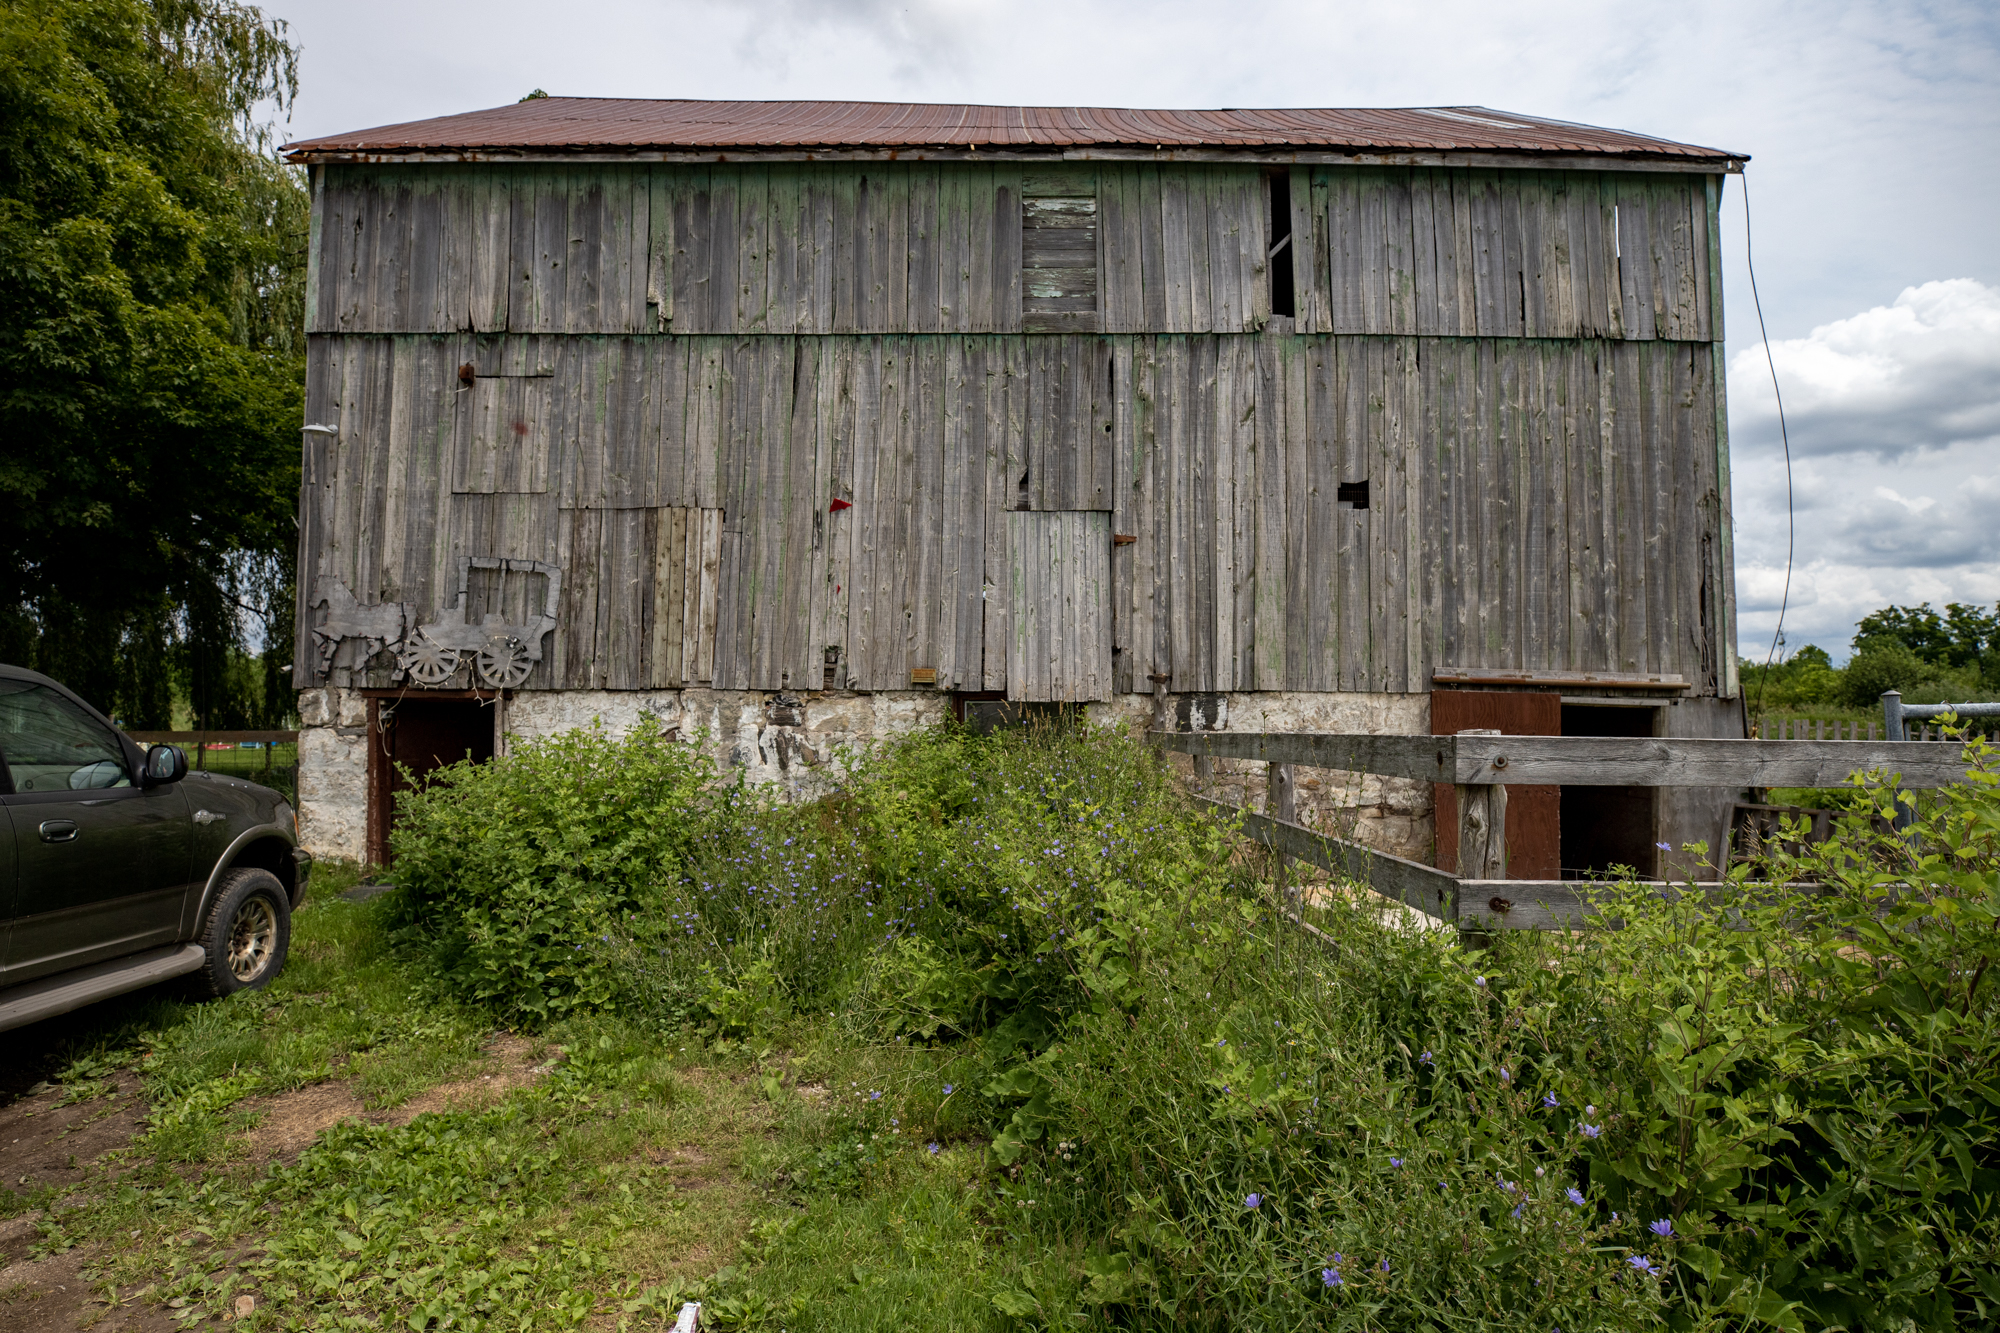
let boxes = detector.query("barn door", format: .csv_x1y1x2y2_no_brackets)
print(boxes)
1006,511,1112,701
1432,690,1561,878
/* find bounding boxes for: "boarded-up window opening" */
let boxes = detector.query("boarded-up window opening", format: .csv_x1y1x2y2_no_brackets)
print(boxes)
647,506,723,687
1267,172,1295,319
1021,196,1098,333
1337,480,1370,510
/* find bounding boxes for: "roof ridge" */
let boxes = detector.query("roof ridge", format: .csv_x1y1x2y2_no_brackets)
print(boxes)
283,99,1746,163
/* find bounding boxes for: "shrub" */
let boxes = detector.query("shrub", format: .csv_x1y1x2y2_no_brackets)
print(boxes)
1840,641,1935,707
387,717,715,1020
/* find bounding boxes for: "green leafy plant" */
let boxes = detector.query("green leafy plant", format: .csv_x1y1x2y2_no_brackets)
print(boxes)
388,718,716,1020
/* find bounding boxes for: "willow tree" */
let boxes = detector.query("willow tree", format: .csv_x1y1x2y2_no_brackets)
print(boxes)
0,0,305,727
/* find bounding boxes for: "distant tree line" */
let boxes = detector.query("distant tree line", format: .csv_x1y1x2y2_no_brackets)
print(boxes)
1745,601,2000,713
0,0,304,728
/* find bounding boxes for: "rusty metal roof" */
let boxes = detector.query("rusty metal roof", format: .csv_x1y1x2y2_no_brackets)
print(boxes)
285,99,1743,164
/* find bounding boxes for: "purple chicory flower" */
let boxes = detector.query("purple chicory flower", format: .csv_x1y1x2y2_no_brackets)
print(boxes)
928,1142,940,1154
1566,1187,1585,1206
1656,841,1671,851
1379,1258,1390,1272
1322,1267,1343,1287
1389,1157,1403,1168
1542,1092,1559,1108
1649,1219,1674,1238
1474,976,1487,987
1419,1050,1434,1067
1511,1203,1524,1219
942,1084,954,1095
1244,1194,1262,1209
1500,1065,1512,1084
870,1090,882,1101
1581,1123,1602,1139
1628,1254,1663,1278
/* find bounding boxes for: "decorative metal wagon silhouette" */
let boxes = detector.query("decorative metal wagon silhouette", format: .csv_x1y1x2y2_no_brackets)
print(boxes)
396,557,563,689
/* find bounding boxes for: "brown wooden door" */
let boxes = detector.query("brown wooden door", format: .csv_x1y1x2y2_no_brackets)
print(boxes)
1432,690,1560,878
366,697,495,867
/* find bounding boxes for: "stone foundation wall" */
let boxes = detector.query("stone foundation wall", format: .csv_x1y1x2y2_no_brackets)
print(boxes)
292,687,1433,865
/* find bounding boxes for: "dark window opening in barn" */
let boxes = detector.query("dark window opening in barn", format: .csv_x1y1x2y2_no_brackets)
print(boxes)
1022,192,1098,332
954,694,1079,736
1337,480,1369,509
1559,703,1660,880
1267,172,1295,318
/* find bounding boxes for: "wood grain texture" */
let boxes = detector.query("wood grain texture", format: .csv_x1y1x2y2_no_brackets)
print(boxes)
307,315,1730,696
1006,510,1112,700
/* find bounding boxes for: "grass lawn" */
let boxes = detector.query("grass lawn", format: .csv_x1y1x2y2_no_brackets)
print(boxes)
0,861,1003,1331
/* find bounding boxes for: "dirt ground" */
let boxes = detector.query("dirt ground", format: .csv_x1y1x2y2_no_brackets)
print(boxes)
0,1034,550,1331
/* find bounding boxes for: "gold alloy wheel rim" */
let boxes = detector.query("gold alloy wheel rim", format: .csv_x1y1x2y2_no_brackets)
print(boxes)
228,897,277,981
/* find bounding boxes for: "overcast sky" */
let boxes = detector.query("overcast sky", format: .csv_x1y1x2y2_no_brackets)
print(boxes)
266,0,2000,663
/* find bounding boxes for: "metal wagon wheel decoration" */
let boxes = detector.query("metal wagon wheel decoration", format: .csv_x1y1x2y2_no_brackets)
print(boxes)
475,636,534,689
398,631,460,686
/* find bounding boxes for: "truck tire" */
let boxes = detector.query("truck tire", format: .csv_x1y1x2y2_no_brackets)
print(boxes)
196,868,292,997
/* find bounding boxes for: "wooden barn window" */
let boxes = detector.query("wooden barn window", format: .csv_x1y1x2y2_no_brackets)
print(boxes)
1267,171,1295,319
1021,193,1098,332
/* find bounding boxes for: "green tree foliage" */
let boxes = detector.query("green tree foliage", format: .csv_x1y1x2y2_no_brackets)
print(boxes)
1854,602,2000,680
0,0,305,727
1742,601,2000,715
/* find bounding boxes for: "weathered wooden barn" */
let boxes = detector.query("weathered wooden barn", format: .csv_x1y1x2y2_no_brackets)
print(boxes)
283,100,1747,876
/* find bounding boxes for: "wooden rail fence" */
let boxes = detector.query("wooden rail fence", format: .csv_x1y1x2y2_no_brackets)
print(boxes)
124,730,299,776
1152,730,1974,932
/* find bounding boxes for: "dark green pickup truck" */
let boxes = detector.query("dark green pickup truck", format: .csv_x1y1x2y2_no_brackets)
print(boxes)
0,664,310,1034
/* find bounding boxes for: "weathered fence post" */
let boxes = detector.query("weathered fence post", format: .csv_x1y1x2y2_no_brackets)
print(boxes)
1266,762,1296,823
1266,760,1297,902
1454,729,1507,881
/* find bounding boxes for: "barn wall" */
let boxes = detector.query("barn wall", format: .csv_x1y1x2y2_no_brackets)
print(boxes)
290,683,1433,864
309,163,1714,341
1289,167,1717,341
298,329,1728,700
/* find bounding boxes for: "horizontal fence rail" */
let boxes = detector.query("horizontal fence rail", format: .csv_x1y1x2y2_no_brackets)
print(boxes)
124,731,299,745
1163,722,1983,934
1150,731,1974,789
122,730,300,779
1205,795,1821,933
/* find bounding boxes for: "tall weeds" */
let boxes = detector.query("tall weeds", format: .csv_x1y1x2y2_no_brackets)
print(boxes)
389,719,2000,1331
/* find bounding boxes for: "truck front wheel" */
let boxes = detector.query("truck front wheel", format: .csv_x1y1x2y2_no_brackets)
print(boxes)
196,868,292,997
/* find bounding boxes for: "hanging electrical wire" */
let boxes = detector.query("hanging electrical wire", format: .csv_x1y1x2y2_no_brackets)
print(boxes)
1743,170,1797,719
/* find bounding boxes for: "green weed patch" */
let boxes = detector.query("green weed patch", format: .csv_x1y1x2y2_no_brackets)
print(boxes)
18,723,1999,1331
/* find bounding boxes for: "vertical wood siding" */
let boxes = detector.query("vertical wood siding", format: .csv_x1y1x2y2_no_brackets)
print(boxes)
1006,510,1114,701
312,163,1706,342
302,330,1724,699
1290,167,1716,340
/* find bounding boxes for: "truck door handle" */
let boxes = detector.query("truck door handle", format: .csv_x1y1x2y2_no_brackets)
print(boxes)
39,819,79,843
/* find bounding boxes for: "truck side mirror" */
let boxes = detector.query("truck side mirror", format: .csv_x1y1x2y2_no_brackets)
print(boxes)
144,744,188,787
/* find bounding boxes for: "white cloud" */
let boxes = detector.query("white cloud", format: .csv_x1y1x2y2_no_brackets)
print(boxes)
1729,279,2000,459
1728,281,2000,660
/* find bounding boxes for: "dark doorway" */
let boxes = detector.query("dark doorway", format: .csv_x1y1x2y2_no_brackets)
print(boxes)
1432,690,1561,879
1560,704,1660,878
366,695,496,866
